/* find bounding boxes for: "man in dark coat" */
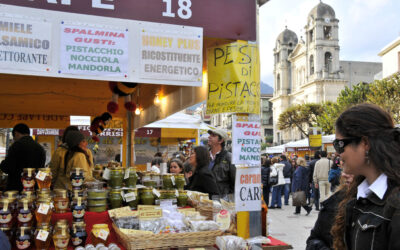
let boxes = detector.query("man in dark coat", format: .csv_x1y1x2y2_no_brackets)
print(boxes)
280,155,292,205
208,128,236,198
0,123,46,191
308,151,321,210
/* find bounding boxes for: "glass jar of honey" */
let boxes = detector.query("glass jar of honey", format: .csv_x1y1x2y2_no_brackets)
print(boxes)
35,198,53,225
91,224,109,246
17,198,34,227
53,189,69,213
21,168,36,191
0,198,14,227
71,197,86,222
70,168,85,189
36,189,51,199
71,222,87,247
52,224,70,250
15,226,32,250
34,223,52,250
35,168,52,190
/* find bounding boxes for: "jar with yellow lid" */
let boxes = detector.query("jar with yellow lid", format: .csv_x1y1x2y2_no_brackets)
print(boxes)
35,168,52,189
21,168,36,191
109,189,123,209
175,174,186,190
54,189,69,213
17,198,34,227
140,188,155,205
15,226,32,250
53,224,70,250
34,223,52,250
71,222,87,247
35,198,53,225
0,198,14,226
124,167,138,188
3,190,18,200
91,224,109,246
71,197,86,222
36,189,51,199
177,190,188,207
20,191,35,201
108,168,124,188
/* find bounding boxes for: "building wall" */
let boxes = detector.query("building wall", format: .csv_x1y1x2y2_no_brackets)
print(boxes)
340,61,382,86
380,41,400,78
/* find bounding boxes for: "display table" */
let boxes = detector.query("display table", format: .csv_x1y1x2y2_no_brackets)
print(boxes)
51,211,126,250
262,236,293,249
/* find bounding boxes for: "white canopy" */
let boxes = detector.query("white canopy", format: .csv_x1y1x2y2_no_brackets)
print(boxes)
144,112,213,130
265,145,285,154
265,134,335,153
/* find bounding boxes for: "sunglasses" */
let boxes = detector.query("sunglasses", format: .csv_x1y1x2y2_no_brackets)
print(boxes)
333,137,360,154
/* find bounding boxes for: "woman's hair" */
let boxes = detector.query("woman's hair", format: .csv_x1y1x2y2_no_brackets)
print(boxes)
62,126,79,143
168,158,183,173
296,157,307,167
151,157,163,166
262,157,271,167
331,156,341,169
271,156,280,164
332,103,400,249
183,160,193,173
192,146,209,170
64,146,91,173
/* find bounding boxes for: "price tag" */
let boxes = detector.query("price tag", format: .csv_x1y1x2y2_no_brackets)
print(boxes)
175,189,179,197
98,229,109,241
124,168,130,179
36,230,49,241
36,171,47,181
171,175,176,186
121,191,126,202
102,168,110,180
38,204,50,215
125,192,136,202
152,189,160,197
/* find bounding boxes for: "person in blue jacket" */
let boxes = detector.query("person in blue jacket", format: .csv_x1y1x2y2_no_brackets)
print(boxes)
292,157,312,215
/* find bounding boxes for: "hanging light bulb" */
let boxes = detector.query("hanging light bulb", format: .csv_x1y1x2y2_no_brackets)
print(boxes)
135,105,141,115
154,93,161,105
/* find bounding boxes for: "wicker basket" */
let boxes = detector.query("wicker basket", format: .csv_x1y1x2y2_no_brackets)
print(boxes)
112,223,223,250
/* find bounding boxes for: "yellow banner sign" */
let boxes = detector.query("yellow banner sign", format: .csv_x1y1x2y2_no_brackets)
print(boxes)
206,41,260,114
308,127,322,148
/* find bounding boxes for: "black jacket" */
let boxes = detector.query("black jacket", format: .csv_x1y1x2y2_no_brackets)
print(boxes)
344,182,400,249
261,165,271,187
187,166,220,199
281,160,292,178
210,150,235,195
308,159,319,184
306,189,345,250
0,136,46,191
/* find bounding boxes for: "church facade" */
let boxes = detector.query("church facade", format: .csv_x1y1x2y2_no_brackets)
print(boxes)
270,1,382,144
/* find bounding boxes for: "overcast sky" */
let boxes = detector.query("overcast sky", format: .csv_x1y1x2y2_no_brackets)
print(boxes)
259,0,400,86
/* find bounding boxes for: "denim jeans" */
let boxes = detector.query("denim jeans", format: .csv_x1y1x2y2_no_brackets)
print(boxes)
270,185,284,208
284,183,291,205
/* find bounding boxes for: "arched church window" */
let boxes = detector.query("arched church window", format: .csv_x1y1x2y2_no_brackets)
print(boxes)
325,52,332,72
309,55,314,75
309,29,314,42
277,74,281,91
324,26,332,40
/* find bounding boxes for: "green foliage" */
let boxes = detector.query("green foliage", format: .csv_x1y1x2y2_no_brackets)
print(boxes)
278,103,324,137
367,74,400,123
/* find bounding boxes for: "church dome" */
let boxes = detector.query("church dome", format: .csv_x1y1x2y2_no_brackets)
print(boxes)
308,1,335,19
276,27,298,46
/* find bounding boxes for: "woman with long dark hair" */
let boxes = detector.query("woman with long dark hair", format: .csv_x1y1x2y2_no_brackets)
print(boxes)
331,103,400,249
186,146,219,198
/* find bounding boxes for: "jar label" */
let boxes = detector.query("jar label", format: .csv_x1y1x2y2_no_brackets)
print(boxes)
16,239,30,249
152,189,160,197
102,168,111,180
38,204,50,215
124,169,130,179
216,209,231,231
36,171,47,181
121,191,126,202
98,229,109,241
125,192,136,202
175,189,179,197
36,229,49,241
171,176,176,186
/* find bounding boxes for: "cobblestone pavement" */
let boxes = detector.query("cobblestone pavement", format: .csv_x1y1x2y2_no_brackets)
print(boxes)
267,202,319,250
